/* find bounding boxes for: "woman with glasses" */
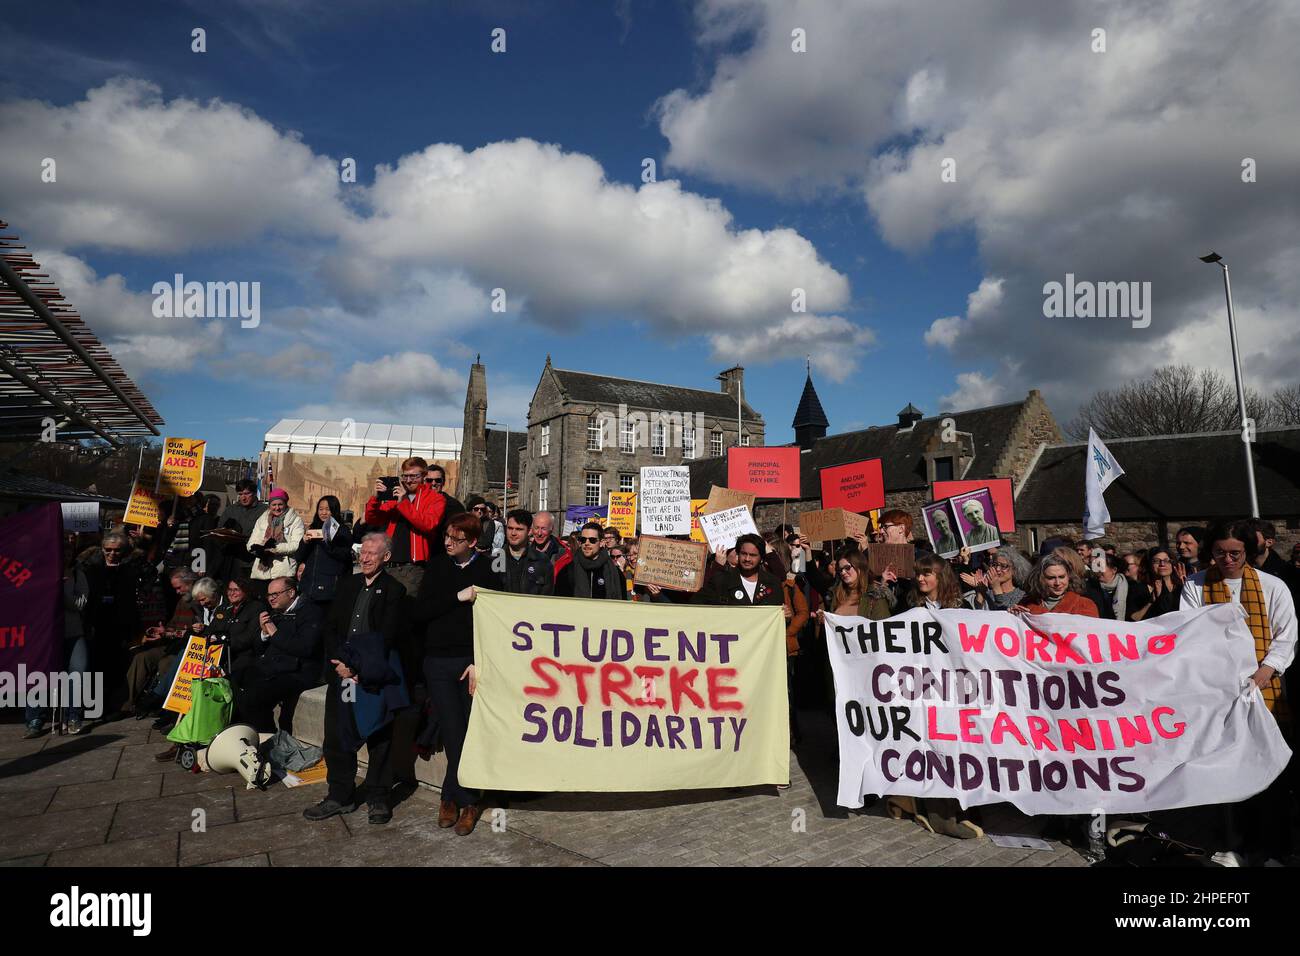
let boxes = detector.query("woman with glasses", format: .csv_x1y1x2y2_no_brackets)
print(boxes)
820,551,890,620
963,550,1029,610
1134,547,1182,619
208,577,269,686
248,489,305,582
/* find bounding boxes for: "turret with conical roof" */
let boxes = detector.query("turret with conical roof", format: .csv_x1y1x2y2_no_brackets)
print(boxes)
792,361,829,449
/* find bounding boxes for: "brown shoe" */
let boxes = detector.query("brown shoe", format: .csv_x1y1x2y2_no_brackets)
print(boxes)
155,744,178,762
437,800,458,829
453,805,481,836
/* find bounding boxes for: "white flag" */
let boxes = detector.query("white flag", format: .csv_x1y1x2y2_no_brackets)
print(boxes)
1083,428,1124,540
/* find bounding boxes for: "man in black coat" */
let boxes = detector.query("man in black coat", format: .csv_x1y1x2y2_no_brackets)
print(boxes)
697,533,784,607
502,508,554,595
304,532,408,825
555,522,626,599
234,577,325,734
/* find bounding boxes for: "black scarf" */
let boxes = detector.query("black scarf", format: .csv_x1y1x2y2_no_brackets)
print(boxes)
572,550,621,599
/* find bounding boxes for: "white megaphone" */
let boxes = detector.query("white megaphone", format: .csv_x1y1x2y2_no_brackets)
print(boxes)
205,724,272,789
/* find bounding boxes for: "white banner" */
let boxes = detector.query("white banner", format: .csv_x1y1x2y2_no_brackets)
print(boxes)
825,603,1290,815
60,501,100,533
697,504,758,551
639,466,691,535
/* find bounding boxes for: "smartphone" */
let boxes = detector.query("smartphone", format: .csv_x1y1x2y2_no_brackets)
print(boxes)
381,476,400,491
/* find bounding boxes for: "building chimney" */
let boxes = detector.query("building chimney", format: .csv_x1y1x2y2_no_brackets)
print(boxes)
897,402,923,431
717,366,744,403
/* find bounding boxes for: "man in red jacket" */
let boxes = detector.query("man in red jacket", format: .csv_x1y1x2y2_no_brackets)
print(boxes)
364,456,446,597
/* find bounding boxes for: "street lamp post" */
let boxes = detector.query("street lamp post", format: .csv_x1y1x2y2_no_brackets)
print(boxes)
487,420,509,509
1199,252,1260,518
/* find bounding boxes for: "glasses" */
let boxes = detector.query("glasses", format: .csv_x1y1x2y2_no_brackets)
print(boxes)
992,562,1011,571
611,552,625,560
267,588,292,597
1153,557,1172,565
401,473,422,481
580,536,600,543
425,477,444,485
837,565,853,574
1212,549,1245,561
472,506,487,513
103,547,124,554
447,534,468,544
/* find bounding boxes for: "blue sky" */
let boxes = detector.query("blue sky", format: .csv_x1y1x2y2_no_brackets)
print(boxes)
3,1,1295,458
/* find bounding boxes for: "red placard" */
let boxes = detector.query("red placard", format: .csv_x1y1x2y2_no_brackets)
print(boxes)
727,446,802,499
932,478,1016,532
820,458,884,512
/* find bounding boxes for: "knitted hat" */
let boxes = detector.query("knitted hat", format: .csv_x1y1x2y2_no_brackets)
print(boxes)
268,488,289,502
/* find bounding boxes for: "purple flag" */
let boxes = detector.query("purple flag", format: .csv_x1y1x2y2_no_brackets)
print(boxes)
0,502,63,678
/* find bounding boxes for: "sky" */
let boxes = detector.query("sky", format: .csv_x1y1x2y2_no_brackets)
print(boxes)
2,0,1297,458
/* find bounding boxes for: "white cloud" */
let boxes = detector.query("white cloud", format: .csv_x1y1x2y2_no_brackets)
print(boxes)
710,314,875,382
0,78,348,253
939,371,1006,411
336,139,851,338
925,277,1004,350
340,352,463,410
659,0,1300,416
33,248,224,378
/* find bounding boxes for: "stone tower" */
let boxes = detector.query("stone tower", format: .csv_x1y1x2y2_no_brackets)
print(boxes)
459,356,488,495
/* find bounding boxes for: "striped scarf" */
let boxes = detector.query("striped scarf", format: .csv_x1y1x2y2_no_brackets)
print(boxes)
1202,563,1282,712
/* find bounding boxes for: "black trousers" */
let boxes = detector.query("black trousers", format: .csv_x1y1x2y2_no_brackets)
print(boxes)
424,655,479,806
235,668,319,735
323,675,394,806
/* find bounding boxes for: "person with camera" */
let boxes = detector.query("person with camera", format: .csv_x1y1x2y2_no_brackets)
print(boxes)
235,576,325,735
296,495,354,608
364,457,446,597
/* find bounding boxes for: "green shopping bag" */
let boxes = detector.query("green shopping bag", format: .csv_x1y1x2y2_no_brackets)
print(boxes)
167,677,233,746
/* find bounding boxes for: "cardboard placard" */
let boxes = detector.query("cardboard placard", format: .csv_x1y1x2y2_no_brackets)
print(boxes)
606,492,637,539
697,505,759,551
124,465,164,528
820,458,885,512
639,466,692,535
865,543,915,580
932,477,1016,532
726,447,801,498
798,507,869,546
689,499,708,543
632,535,709,592
701,485,757,515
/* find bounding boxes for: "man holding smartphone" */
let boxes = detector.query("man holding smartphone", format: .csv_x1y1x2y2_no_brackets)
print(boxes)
363,457,446,598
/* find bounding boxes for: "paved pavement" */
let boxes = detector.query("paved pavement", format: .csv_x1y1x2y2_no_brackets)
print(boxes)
0,713,1086,867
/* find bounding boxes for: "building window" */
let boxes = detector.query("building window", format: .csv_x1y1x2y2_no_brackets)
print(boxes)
539,423,550,457
537,476,548,512
651,422,666,456
682,424,695,460
585,472,602,507
934,456,954,482
710,431,723,457
620,473,635,493
620,418,636,453
740,433,751,447
587,415,602,451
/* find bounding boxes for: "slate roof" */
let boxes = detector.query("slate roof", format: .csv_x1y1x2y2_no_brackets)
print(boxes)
1015,428,1300,522
551,368,763,423
0,468,126,505
689,397,1031,500
791,373,829,430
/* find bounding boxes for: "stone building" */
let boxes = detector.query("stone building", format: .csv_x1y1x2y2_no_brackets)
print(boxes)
519,358,764,517
457,358,526,507
1013,427,1300,555
687,369,1061,540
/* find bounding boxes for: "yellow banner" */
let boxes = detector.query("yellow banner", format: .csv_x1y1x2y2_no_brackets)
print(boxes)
157,437,207,497
606,492,637,539
124,465,164,528
459,590,790,791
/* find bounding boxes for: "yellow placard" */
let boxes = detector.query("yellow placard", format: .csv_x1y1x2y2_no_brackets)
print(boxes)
688,498,708,543
459,590,789,792
163,636,224,714
157,437,207,497
124,478,164,528
606,492,637,539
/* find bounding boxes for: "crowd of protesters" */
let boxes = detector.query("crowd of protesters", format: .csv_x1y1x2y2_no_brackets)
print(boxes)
17,462,1298,862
